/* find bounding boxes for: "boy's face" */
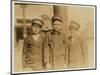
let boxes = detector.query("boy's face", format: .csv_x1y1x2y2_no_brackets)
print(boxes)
32,24,41,34
52,20,62,32
69,26,78,37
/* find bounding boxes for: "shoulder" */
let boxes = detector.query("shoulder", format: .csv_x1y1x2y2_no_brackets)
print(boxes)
60,32,66,36
76,35,86,43
59,32,67,40
24,35,32,42
43,31,53,40
45,31,53,37
40,31,45,37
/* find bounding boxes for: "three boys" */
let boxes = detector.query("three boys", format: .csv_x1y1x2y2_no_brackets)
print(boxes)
22,17,88,71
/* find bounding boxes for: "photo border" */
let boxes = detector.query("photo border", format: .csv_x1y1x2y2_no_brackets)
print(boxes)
11,0,97,75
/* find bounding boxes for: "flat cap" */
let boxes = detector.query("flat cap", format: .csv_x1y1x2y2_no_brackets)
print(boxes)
69,21,80,30
52,16,63,22
31,19,44,27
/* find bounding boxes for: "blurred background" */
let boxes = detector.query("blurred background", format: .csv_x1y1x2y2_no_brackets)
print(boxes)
12,2,95,73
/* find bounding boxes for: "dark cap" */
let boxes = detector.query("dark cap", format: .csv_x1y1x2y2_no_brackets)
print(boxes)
69,21,80,30
52,16,63,23
31,19,44,27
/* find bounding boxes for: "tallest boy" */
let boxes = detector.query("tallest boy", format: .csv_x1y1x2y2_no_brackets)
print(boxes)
43,16,68,70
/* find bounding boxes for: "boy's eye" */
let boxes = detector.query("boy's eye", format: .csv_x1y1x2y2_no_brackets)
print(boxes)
54,24,59,26
54,24,57,26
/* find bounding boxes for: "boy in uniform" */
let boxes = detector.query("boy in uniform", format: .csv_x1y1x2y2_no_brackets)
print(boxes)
68,21,88,68
22,18,45,71
43,16,68,70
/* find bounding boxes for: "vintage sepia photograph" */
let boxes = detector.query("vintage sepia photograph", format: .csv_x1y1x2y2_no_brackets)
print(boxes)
11,0,96,74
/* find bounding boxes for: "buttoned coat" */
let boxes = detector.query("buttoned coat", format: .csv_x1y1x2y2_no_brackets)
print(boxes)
43,31,68,69
68,35,88,68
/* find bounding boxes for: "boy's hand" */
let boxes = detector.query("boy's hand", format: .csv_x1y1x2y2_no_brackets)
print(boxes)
45,63,51,70
64,64,68,68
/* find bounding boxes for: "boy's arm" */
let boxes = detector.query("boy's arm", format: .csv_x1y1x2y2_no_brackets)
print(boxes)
63,35,69,68
23,38,28,54
22,37,28,67
81,37,88,67
43,33,51,69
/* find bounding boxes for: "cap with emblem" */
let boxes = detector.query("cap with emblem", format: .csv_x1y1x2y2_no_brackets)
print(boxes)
52,16,63,23
69,21,80,30
31,19,44,27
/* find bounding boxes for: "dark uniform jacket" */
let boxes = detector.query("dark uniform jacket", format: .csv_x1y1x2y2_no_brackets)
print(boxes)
22,32,45,70
43,31,68,70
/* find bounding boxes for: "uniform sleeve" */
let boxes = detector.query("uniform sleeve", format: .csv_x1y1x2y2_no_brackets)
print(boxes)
42,33,50,66
23,37,28,54
63,35,69,67
22,37,28,67
81,37,88,66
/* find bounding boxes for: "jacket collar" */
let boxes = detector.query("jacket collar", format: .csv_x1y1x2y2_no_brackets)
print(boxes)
51,31,61,35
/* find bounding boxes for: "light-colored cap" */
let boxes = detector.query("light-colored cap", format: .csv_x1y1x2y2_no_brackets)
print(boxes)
69,21,80,30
